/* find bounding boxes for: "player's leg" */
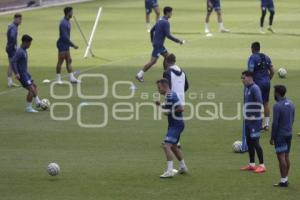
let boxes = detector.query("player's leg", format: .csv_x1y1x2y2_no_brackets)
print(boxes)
7,58,19,87
161,51,170,70
216,10,229,33
171,145,188,174
31,83,41,107
153,5,160,22
240,130,256,171
65,51,79,83
274,153,289,187
56,52,65,83
145,1,152,32
262,83,271,129
267,7,275,33
25,85,38,113
160,143,177,178
263,102,270,129
205,0,213,33
252,138,265,173
260,7,267,33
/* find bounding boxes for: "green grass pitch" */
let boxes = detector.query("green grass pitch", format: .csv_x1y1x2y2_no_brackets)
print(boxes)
0,0,300,199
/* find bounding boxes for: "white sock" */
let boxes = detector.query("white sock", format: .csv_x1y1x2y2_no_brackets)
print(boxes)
249,163,255,167
27,102,32,109
137,70,144,78
167,161,173,172
34,96,41,105
205,23,209,30
56,74,61,81
8,77,13,85
281,177,288,183
69,72,76,80
179,159,186,169
259,164,265,168
219,22,224,30
264,117,270,126
146,23,151,28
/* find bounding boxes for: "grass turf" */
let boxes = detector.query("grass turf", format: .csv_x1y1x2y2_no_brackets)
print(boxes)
0,0,300,199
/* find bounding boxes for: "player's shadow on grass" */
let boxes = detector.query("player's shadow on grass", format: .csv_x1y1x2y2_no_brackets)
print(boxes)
231,31,300,37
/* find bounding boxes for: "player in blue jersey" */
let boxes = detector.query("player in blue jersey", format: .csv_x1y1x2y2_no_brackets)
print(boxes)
248,42,275,130
270,85,295,187
240,71,266,174
136,7,184,82
145,0,160,32
155,78,188,178
6,13,22,88
204,0,229,34
11,35,42,113
56,7,79,84
260,0,275,33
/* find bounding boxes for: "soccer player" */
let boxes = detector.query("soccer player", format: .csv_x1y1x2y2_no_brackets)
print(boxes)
155,78,188,178
11,35,42,113
6,13,22,88
270,85,295,187
136,6,185,82
204,0,229,34
56,7,79,84
163,53,189,105
248,42,275,130
240,71,266,173
260,0,275,34
145,0,160,32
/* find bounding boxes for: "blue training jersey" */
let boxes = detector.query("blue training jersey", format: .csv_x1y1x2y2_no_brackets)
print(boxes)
244,83,263,122
271,98,295,140
150,16,180,46
57,17,73,47
6,22,18,55
248,53,272,84
11,47,29,75
164,91,184,127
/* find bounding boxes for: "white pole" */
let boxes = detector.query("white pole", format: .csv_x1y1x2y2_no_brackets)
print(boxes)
84,7,102,58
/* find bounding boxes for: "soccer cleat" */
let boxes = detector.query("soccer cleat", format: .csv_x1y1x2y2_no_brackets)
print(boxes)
220,28,230,33
160,169,177,178
8,82,20,88
240,165,257,171
267,27,275,33
135,75,144,83
70,78,81,84
273,182,288,187
259,28,265,34
204,28,210,34
178,167,188,174
254,166,266,173
26,107,38,113
262,125,269,131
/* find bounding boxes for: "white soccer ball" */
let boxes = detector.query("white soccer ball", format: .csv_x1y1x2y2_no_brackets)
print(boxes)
278,68,287,78
41,98,50,110
232,141,242,153
47,163,60,176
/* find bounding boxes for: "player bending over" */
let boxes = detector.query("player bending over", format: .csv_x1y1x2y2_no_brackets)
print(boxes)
248,42,274,130
56,7,79,84
155,78,188,178
12,35,42,113
270,85,295,187
136,6,185,82
6,13,22,88
260,0,275,34
240,71,266,173
145,0,160,32
204,0,229,34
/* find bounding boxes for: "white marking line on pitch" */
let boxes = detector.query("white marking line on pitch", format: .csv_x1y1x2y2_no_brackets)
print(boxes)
0,0,94,16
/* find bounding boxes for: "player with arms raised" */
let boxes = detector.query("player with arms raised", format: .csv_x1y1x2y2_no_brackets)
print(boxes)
136,6,185,82
145,0,160,32
56,7,79,84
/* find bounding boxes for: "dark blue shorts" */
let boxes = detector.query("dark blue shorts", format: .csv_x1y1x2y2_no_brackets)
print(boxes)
6,49,16,59
57,41,70,53
145,0,158,15
164,125,184,145
275,135,292,154
261,0,274,11
207,0,221,12
19,73,33,88
245,121,262,139
152,45,167,58
257,82,270,103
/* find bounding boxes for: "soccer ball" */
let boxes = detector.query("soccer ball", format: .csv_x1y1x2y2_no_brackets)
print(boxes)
232,141,242,153
40,98,50,110
47,163,60,176
278,68,287,78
